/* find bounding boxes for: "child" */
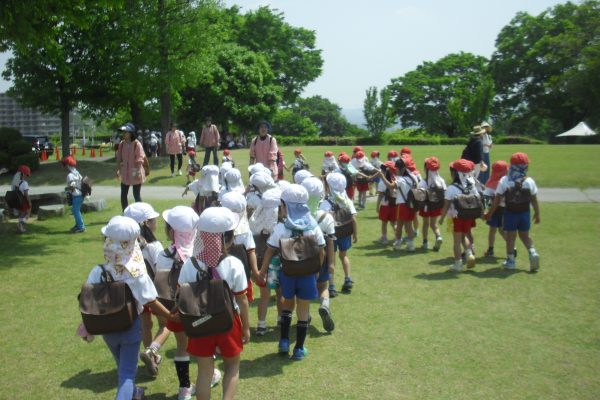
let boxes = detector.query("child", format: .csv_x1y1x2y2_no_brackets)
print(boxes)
186,150,200,184
439,159,481,272
289,148,308,177
369,151,382,196
302,177,336,331
259,184,326,360
10,165,31,234
353,151,379,209
378,158,419,251
485,153,540,271
400,147,412,157
249,187,283,335
337,153,359,200
404,155,421,237
376,161,398,244
293,169,314,185
123,202,170,378
482,161,509,257
321,151,339,176
183,165,220,215
321,172,358,293
387,150,399,162
61,156,86,233
222,149,235,166
219,168,245,200
179,207,250,400
82,216,177,399
418,157,446,250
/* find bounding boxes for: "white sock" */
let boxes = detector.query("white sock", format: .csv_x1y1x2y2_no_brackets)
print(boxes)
320,297,330,309
257,320,266,328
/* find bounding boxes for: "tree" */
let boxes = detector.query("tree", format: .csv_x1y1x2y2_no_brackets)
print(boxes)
296,95,350,136
363,86,396,137
490,1,600,135
389,52,493,137
271,108,318,136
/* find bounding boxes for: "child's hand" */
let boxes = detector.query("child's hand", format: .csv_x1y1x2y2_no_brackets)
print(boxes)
242,327,251,344
533,213,540,224
352,234,358,244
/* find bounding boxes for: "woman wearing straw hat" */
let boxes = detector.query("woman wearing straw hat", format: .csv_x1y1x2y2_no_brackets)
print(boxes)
479,122,493,184
461,125,487,181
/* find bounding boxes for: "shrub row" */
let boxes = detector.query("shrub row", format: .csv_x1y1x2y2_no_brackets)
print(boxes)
275,134,550,146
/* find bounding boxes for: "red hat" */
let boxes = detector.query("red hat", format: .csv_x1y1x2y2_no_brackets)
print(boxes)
339,151,348,156
223,149,231,156
403,156,417,173
424,156,440,171
401,147,412,155
324,151,334,157
450,159,475,173
486,160,509,189
188,150,196,157
338,154,351,163
353,146,363,153
383,160,397,172
371,150,380,158
294,148,302,155
510,152,529,165
387,150,398,159
17,165,31,176
61,156,77,167
356,150,365,159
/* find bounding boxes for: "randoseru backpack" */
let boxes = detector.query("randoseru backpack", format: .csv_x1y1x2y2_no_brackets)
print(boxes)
452,183,483,220
4,185,24,209
78,265,137,335
177,257,236,338
426,185,445,210
279,231,322,277
154,248,183,311
505,181,531,213
327,198,354,238
398,176,426,210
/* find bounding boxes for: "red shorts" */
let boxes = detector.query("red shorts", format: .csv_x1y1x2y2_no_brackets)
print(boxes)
142,304,151,314
378,204,398,222
187,314,243,358
453,218,476,234
346,187,355,200
397,203,416,222
246,278,254,302
419,208,442,218
186,146,195,153
167,320,185,333
356,182,369,192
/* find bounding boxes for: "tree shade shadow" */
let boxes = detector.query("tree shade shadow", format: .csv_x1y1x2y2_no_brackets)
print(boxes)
414,271,461,281
466,267,525,279
239,352,291,378
60,368,117,394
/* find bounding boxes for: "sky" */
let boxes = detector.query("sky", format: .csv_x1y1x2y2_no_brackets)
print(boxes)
0,0,565,112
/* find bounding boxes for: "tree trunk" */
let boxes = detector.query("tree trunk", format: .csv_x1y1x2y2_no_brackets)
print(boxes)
60,96,71,158
129,99,142,131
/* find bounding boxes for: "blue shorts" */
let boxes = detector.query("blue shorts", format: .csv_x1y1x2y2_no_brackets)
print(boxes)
335,235,352,252
279,271,318,300
373,177,381,184
503,209,531,232
317,258,330,283
486,209,504,229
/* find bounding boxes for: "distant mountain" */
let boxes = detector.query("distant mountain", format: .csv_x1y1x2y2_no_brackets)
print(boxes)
342,108,366,127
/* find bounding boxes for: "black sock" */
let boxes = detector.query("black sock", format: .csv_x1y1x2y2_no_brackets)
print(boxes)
174,359,190,388
295,320,309,349
280,310,292,340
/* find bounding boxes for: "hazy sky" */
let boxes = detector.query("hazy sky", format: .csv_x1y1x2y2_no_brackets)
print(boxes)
0,0,565,110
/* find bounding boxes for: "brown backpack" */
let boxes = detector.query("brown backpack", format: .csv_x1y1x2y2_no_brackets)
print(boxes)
505,181,531,213
426,185,445,210
228,244,250,279
253,233,269,267
326,198,354,238
398,176,426,210
154,248,183,311
280,231,321,277
177,257,236,338
78,265,137,335
452,183,482,219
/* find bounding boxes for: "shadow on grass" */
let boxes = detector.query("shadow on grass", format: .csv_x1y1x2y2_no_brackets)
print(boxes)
239,352,291,378
414,271,461,281
466,267,525,279
61,368,160,395
0,222,58,269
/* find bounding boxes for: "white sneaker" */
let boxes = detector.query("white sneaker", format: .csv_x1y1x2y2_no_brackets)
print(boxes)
379,235,388,244
170,172,175,177
211,369,222,388
406,240,415,252
503,258,516,270
393,239,404,250
433,236,443,251
449,260,463,272
466,251,476,269
178,169,182,176
529,249,540,272
178,385,196,400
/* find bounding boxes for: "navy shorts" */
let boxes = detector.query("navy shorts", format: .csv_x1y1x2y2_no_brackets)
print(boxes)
486,209,504,229
335,235,352,252
279,271,318,300
503,209,530,232
317,258,330,283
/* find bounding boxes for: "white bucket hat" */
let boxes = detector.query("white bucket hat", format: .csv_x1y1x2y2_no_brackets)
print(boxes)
326,172,347,193
301,177,324,198
200,165,220,193
162,206,199,233
249,171,275,192
198,207,240,233
220,191,247,214
225,168,244,192
123,202,160,224
248,163,270,175
293,169,313,185
281,184,309,204
261,187,282,209
101,215,140,242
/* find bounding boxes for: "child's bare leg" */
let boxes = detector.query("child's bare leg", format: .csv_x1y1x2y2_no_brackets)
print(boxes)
421,216,430,241
518,230,533,249
141,312,153,347
430,216,441,237
505,231,517,256
453,232,463,262
488,227,497,250
338,250,351,279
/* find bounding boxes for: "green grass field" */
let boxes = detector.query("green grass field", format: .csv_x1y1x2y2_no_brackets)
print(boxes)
0,199,599,399
5,144,600,188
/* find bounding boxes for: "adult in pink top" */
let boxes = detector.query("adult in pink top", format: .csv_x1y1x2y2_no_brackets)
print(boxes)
199,117,221,166
115,123,146,211
249,120,278,179
165,123,186,176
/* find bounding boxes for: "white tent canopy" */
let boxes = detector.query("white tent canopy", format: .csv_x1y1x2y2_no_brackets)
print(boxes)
556,122,597,137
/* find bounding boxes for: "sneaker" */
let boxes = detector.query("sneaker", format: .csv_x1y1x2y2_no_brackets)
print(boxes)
329,286,338,298
170,172,175,177
178,169,182,176
256,326,268,336
73,227,86,233
278,338,290,354
379,235,388,244
291,347,308,361
318,305,335,332
433,236,443,251
132,387,146,400
466,252,476,269
341,277,353,292
503,258,516,270
529,249,540,272
406,240,415,252
484,248,494,257
211,369,222,388
140,347,159,377
393,239,404,250
422,240,429,250
448,260,463,272
178,385,196,400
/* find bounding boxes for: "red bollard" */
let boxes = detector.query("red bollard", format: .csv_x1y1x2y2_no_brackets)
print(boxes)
41,149,47,161
99,147,103,157
55,148,61,160
90,148,96,158
71,146,76,157
81,146,86,156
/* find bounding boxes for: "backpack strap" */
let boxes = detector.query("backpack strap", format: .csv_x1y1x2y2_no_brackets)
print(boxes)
99,264,114,283
317,212,327,224
190,257,212,281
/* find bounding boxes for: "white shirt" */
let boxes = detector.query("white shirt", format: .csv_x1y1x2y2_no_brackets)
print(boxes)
444,183,481,217
187,134,196,148
395,176,415,204
155,246,182,272
495,176,538,197
142,241,164,275
319,197,357,215
482,133,493,154
15,180,29,194
67,169,82,196
267,223,326,249
316,209,335,237
86,264,158,314
234,231,256,251
377,180,396,206
179,256,248,304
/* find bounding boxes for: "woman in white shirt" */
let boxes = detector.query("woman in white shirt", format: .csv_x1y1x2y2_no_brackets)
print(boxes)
61,156,85,233
480,122,493,184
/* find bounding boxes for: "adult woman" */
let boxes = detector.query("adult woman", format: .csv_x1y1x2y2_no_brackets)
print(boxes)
10,165,31,233
116,122,146,211
479,122,493,184
166,123,186,176
61,155,85,233
249,120,278,180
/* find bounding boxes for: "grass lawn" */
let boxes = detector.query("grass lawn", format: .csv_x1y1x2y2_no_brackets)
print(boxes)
0,200,599,399
6,144,600,189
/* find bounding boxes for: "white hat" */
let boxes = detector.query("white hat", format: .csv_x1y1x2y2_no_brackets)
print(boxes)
261,188,282,208
326,172,347,192
281,184,309,204
198,207,240,233
189,131,196,136
201,165,220,193
249,171,274,191
101,216,140,241
162,206,199,233
248,163,269,175
294,169,313,185
277,180,291,190
225,168,244,190
301,177,324,198
123,202,160,224
220,191,247,214
220,162,233,176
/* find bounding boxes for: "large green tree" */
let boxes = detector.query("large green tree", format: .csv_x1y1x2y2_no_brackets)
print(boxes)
363,86,396,137
490,0,600,134
296,95,350,136
389,52,494,137
271,108,318,137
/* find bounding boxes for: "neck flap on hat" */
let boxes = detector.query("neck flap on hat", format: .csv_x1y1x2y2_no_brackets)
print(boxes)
427,170,443,187
103,237,146,278
249,202,278,235
197,231,223,270
283,201,317,232
173,230,196,262
509,164,528,183
307,196,321,215
457,171,475,190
